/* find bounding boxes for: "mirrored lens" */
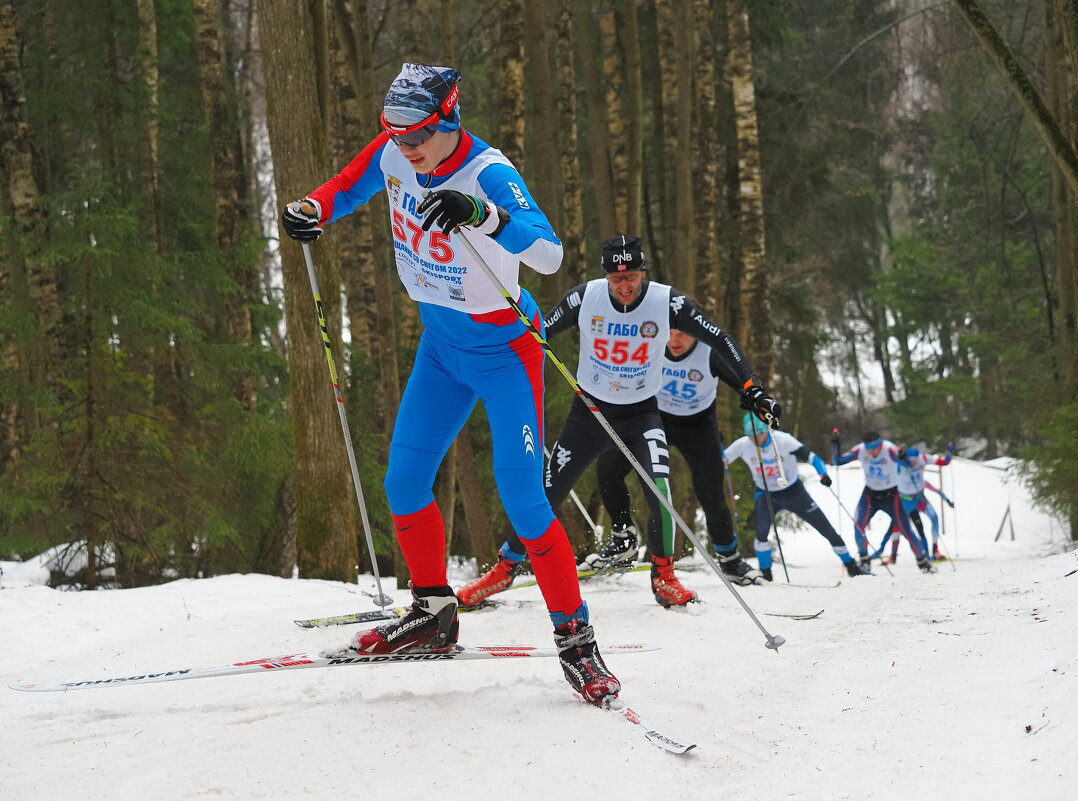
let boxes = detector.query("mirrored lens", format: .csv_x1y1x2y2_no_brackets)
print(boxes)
388,123,439,147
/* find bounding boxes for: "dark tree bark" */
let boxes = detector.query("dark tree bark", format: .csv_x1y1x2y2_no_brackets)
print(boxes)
258,0,359,581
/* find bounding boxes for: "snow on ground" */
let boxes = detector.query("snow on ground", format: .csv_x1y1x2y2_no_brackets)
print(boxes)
1,459,1075,801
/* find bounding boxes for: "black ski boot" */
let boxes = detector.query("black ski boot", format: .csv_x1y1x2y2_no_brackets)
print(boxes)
718,552,764,585
554,619,621,705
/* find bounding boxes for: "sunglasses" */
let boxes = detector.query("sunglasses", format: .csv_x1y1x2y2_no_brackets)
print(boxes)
381,84,460,148
380,111,441,147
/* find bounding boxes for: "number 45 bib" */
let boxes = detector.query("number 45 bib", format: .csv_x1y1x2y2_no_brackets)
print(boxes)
576,279,671,404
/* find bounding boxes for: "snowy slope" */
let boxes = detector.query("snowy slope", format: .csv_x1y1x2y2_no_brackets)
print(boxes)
1,459,1075,801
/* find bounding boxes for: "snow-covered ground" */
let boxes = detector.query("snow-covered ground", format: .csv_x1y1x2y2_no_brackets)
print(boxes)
1,458,1075,801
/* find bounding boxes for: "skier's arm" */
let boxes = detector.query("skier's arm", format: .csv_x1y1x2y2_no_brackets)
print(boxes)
305,134,392,224
476,164,562,274
670,294,754,389
542,284,586,335
723,437,750,466
834,445,859,467
792,445,829,476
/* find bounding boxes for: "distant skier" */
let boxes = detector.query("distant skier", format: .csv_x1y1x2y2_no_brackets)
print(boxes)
593,330,765,586
456,235,779,608
724,414,869,580
833,432,936,573
882,446,953,563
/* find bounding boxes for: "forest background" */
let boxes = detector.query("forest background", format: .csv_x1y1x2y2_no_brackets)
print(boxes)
1,0,1075,588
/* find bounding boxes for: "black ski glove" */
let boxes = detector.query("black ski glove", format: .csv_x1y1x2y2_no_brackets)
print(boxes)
281,200,322,242
819,475,832,487
740,384,781,429
417,190,490,232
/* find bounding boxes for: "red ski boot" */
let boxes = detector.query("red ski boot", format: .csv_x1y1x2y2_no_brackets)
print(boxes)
456,555,524,607
650,556,698,607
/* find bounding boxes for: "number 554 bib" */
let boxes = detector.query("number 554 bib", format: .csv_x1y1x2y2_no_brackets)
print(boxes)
576,279,671,404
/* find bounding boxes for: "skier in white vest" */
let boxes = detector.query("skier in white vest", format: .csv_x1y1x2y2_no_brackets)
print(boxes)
833,431,937,573
457,235,779,608
594,330,765,585
281,64,618,704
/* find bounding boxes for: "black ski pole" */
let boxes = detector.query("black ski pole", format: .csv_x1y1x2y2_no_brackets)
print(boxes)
299,240,393,608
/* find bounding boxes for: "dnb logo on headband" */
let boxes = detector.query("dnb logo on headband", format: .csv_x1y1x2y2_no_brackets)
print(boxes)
601,234,646,273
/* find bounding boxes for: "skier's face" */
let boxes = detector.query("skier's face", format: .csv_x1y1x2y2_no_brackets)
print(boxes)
397,129,460,175
605,270,645,305
666,329,696,356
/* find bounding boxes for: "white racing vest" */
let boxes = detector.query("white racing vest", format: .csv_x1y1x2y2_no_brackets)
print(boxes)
897,453,928,495
725,431,803,492
657,342,718,416
380,146,523,314
576,279,671,404
857,440,901,491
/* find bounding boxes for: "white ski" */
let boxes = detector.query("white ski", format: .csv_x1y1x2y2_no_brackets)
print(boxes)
9,643,660,693
602,697,698,754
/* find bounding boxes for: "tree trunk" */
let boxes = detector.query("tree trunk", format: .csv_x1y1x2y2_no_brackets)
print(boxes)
726,0,772,380
0,0,58,544
1045,0,1078,399
456,422,495,570
574,0,616,241
619,0,644,237
194,0,257,410
259,0,359,581
554,0,586,283
598,5,627,233
692,0,721,315
952,0,1078,195
343,0,406,584
495,0,525,169
523,0,559,222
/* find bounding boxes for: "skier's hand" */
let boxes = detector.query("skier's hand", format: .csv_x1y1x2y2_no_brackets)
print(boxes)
897,446,908,460
943,495,955,509
740,384,781,429
819,474,832,487
418,190,491,232
281,200,322,242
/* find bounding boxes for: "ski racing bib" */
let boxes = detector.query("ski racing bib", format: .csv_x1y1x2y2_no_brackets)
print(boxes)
657,342,718,416
576,279,671,404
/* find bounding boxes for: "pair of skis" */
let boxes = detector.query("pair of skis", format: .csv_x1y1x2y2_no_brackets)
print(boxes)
9,622,696,755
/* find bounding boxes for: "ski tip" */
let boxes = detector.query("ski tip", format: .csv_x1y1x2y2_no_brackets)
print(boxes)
643,731,698,755
605,643,662,654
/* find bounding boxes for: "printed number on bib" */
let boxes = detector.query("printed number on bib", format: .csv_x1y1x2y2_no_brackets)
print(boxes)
392,210,454,263
662,379,697,400
594,338,649,365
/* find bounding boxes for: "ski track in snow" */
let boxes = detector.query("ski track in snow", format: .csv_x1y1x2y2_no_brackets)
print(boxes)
1,459,1075,801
